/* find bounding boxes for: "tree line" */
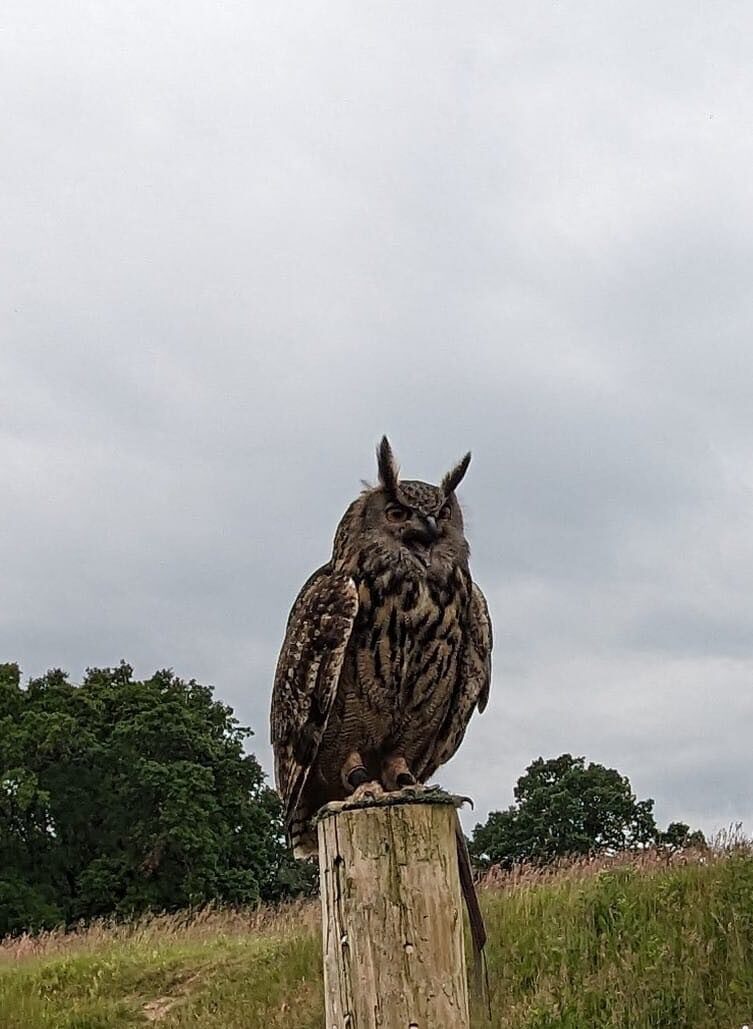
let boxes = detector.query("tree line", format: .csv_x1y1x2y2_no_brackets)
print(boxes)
469,752,705,868
0,662,703,936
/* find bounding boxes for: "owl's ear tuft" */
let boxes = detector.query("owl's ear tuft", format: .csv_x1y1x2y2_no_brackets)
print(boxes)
376,436,400,496
441,452,471,495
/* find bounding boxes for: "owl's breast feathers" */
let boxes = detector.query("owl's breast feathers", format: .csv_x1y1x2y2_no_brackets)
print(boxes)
271,556,492,831
351,564,465,724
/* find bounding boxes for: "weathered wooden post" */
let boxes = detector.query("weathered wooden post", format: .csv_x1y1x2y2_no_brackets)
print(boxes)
317,791,471,1028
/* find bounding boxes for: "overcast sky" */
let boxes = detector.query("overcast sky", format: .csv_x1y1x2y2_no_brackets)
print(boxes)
3,2,752,838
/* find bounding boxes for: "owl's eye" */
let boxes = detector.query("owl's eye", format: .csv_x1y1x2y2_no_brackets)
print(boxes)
438,504,452,520
385,505,410,523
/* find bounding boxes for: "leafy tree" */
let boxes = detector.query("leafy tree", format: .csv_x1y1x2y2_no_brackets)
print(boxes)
470,754,658,868
0,661,303,935
657,821,707,852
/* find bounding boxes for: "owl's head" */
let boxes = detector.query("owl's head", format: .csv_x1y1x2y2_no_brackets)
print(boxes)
333,436,472,573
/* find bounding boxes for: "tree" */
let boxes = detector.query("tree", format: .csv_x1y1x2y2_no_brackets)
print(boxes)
470,754,658,868
0,662,304,935
657,821,706,852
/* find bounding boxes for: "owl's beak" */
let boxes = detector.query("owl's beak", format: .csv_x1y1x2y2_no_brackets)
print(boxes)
403,515,439,549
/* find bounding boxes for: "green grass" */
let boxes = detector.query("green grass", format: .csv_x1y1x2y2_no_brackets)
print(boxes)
2,851,752,1028
0,905,323,1029
480,851,753,1027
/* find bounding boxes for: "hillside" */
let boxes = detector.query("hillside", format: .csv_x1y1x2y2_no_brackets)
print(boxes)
1,849,752,1028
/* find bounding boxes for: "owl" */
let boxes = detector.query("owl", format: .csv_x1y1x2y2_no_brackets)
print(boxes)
270,437,492,857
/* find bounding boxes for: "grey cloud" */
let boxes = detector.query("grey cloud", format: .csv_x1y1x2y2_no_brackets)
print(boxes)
626,607,753,659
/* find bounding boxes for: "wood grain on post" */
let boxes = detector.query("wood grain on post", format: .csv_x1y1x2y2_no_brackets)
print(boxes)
317,795,470,1029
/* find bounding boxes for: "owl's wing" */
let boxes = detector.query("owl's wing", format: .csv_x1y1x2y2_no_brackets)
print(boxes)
270,564,359,828
417,581,493,780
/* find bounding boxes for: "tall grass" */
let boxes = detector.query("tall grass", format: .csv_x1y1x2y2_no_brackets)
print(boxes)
1,845,751,1028
479,844,753,1028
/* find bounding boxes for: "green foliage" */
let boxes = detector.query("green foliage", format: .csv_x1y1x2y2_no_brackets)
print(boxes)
0,662,305,935
471,755,660,867
657,820,707,851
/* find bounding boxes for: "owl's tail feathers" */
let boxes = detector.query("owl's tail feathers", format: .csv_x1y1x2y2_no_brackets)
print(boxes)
289,811,319,860
455,816,491,1019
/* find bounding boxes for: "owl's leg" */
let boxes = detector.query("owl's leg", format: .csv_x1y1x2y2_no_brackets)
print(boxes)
340,751,370,791
382,752,417,791
340,751,385,801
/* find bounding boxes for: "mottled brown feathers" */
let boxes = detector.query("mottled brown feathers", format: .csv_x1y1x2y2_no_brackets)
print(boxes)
270,569,359,828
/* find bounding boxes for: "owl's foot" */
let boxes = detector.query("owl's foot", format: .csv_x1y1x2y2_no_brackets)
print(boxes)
391,782,431,800
350,780,386,803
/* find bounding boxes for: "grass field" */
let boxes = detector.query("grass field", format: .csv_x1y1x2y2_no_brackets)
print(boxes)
1,846,752,1028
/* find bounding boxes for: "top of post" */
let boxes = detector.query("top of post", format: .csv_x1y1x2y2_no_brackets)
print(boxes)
314,785,473,824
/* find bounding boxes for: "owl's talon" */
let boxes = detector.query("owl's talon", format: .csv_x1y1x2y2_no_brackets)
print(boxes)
394,782,429,798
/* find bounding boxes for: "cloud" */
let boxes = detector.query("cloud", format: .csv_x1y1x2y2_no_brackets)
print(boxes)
2,1,752,840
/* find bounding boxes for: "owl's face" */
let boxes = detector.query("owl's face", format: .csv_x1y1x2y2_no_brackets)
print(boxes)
362,480,466,567
332,438,472,575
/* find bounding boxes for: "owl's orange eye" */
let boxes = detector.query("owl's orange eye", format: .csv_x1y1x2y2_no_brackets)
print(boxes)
385,505,410,523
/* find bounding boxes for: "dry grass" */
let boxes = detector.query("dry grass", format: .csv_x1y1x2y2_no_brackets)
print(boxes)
0,899,319,965
478,844,716,892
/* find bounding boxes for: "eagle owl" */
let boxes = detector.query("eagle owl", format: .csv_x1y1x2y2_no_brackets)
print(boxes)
271,437,492,856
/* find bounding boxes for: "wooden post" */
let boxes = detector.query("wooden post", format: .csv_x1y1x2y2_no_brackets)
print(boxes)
317,793,471,1029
